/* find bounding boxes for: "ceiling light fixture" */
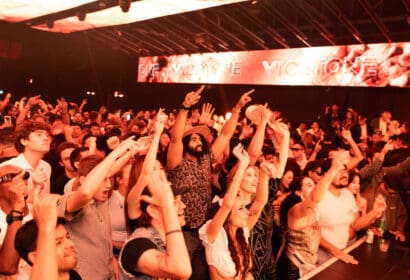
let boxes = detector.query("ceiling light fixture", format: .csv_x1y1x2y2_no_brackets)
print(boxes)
76,11,86,21
119,0,131,13
45,20,54,29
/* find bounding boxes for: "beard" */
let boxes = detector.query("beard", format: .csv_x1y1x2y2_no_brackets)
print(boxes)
186,144,205,158
334,178,349,189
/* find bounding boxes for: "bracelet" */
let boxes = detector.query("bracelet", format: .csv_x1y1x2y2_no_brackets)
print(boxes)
10,209,24,215
165,229,182,236
179,105,190,111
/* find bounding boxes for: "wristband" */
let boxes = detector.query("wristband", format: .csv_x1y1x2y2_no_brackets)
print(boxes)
165,229,182,236
179,105,190,111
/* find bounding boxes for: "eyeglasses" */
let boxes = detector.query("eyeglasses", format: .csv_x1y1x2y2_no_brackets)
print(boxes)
291,147,303,151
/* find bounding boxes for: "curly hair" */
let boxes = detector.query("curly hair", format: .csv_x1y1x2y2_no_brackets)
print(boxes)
224,223,252,279
14,120,51,153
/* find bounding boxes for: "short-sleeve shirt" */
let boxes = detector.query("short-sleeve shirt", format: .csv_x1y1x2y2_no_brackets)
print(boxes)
316,189,358,249
57,194,114,280
118,226,167,280
198,220,250,278
167,151,215,229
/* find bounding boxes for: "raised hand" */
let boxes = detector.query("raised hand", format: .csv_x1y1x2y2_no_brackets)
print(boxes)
260,161,277,178
341,128,353,141
182,85,205,108
232,143,250,165
236,89,254,109
146,167,174,205
199,103,215,125
106,135,121,150
133,136,153,155
331,150,350,171
152,108,168,135
32,185,61,231
32,168,48,189
0,169,28,213
270,118,290,137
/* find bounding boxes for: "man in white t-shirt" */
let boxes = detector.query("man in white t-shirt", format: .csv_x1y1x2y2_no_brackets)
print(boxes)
0,120,52,196
317,168,386,264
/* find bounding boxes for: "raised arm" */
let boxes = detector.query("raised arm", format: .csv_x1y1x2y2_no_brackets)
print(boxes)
0,93,12,113
108,136,151,178
127,110,167,219
247,162,269,229
351,194,386,231
304,151,347,211
66,138,139,213
270,118,290,178
166,86,204,170
206,144,250,243
29,188,61,280
211,89,253,160
137,169,191,279
341,129,364,170
247,104,270,165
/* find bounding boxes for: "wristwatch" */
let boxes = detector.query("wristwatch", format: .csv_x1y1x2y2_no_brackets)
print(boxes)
6,210,24,225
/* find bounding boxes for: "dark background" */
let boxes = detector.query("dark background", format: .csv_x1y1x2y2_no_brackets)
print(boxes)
0,19,409,125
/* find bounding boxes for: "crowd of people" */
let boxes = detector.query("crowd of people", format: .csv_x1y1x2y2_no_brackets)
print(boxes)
0,86,408,280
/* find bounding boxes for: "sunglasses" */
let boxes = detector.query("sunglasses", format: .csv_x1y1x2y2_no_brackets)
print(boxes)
291,147,303,151
315,170,323,176
0,171,30,184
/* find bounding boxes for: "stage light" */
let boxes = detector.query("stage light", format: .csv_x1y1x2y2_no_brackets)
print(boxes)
119,0,131,13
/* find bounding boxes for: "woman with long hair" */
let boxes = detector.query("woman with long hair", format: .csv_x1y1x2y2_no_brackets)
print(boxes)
199,144,269,280
276,151,347,279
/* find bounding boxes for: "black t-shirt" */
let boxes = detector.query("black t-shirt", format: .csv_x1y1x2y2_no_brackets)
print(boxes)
121,238,157,277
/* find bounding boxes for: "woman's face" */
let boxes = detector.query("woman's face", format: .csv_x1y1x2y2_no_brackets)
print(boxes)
228,198,249,228
281,170,294,189
159,133,170,148
240,166,259,194
300,177,315,200
347,175,360,195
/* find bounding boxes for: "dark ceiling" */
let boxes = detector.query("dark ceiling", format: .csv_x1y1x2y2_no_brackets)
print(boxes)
1,0,410,57
76,0,410,56
0,0,410,102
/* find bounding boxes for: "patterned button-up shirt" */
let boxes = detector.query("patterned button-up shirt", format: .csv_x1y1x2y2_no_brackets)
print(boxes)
167,151,215,229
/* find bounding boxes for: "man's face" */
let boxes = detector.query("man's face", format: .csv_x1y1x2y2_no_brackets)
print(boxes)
55,224,77,272
60,148,76,172
93,177,112,202
72,125,82,138
90,126,101,136
23,130,50,154
73,113,82,123
186,133,204,157
332,168,349,188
